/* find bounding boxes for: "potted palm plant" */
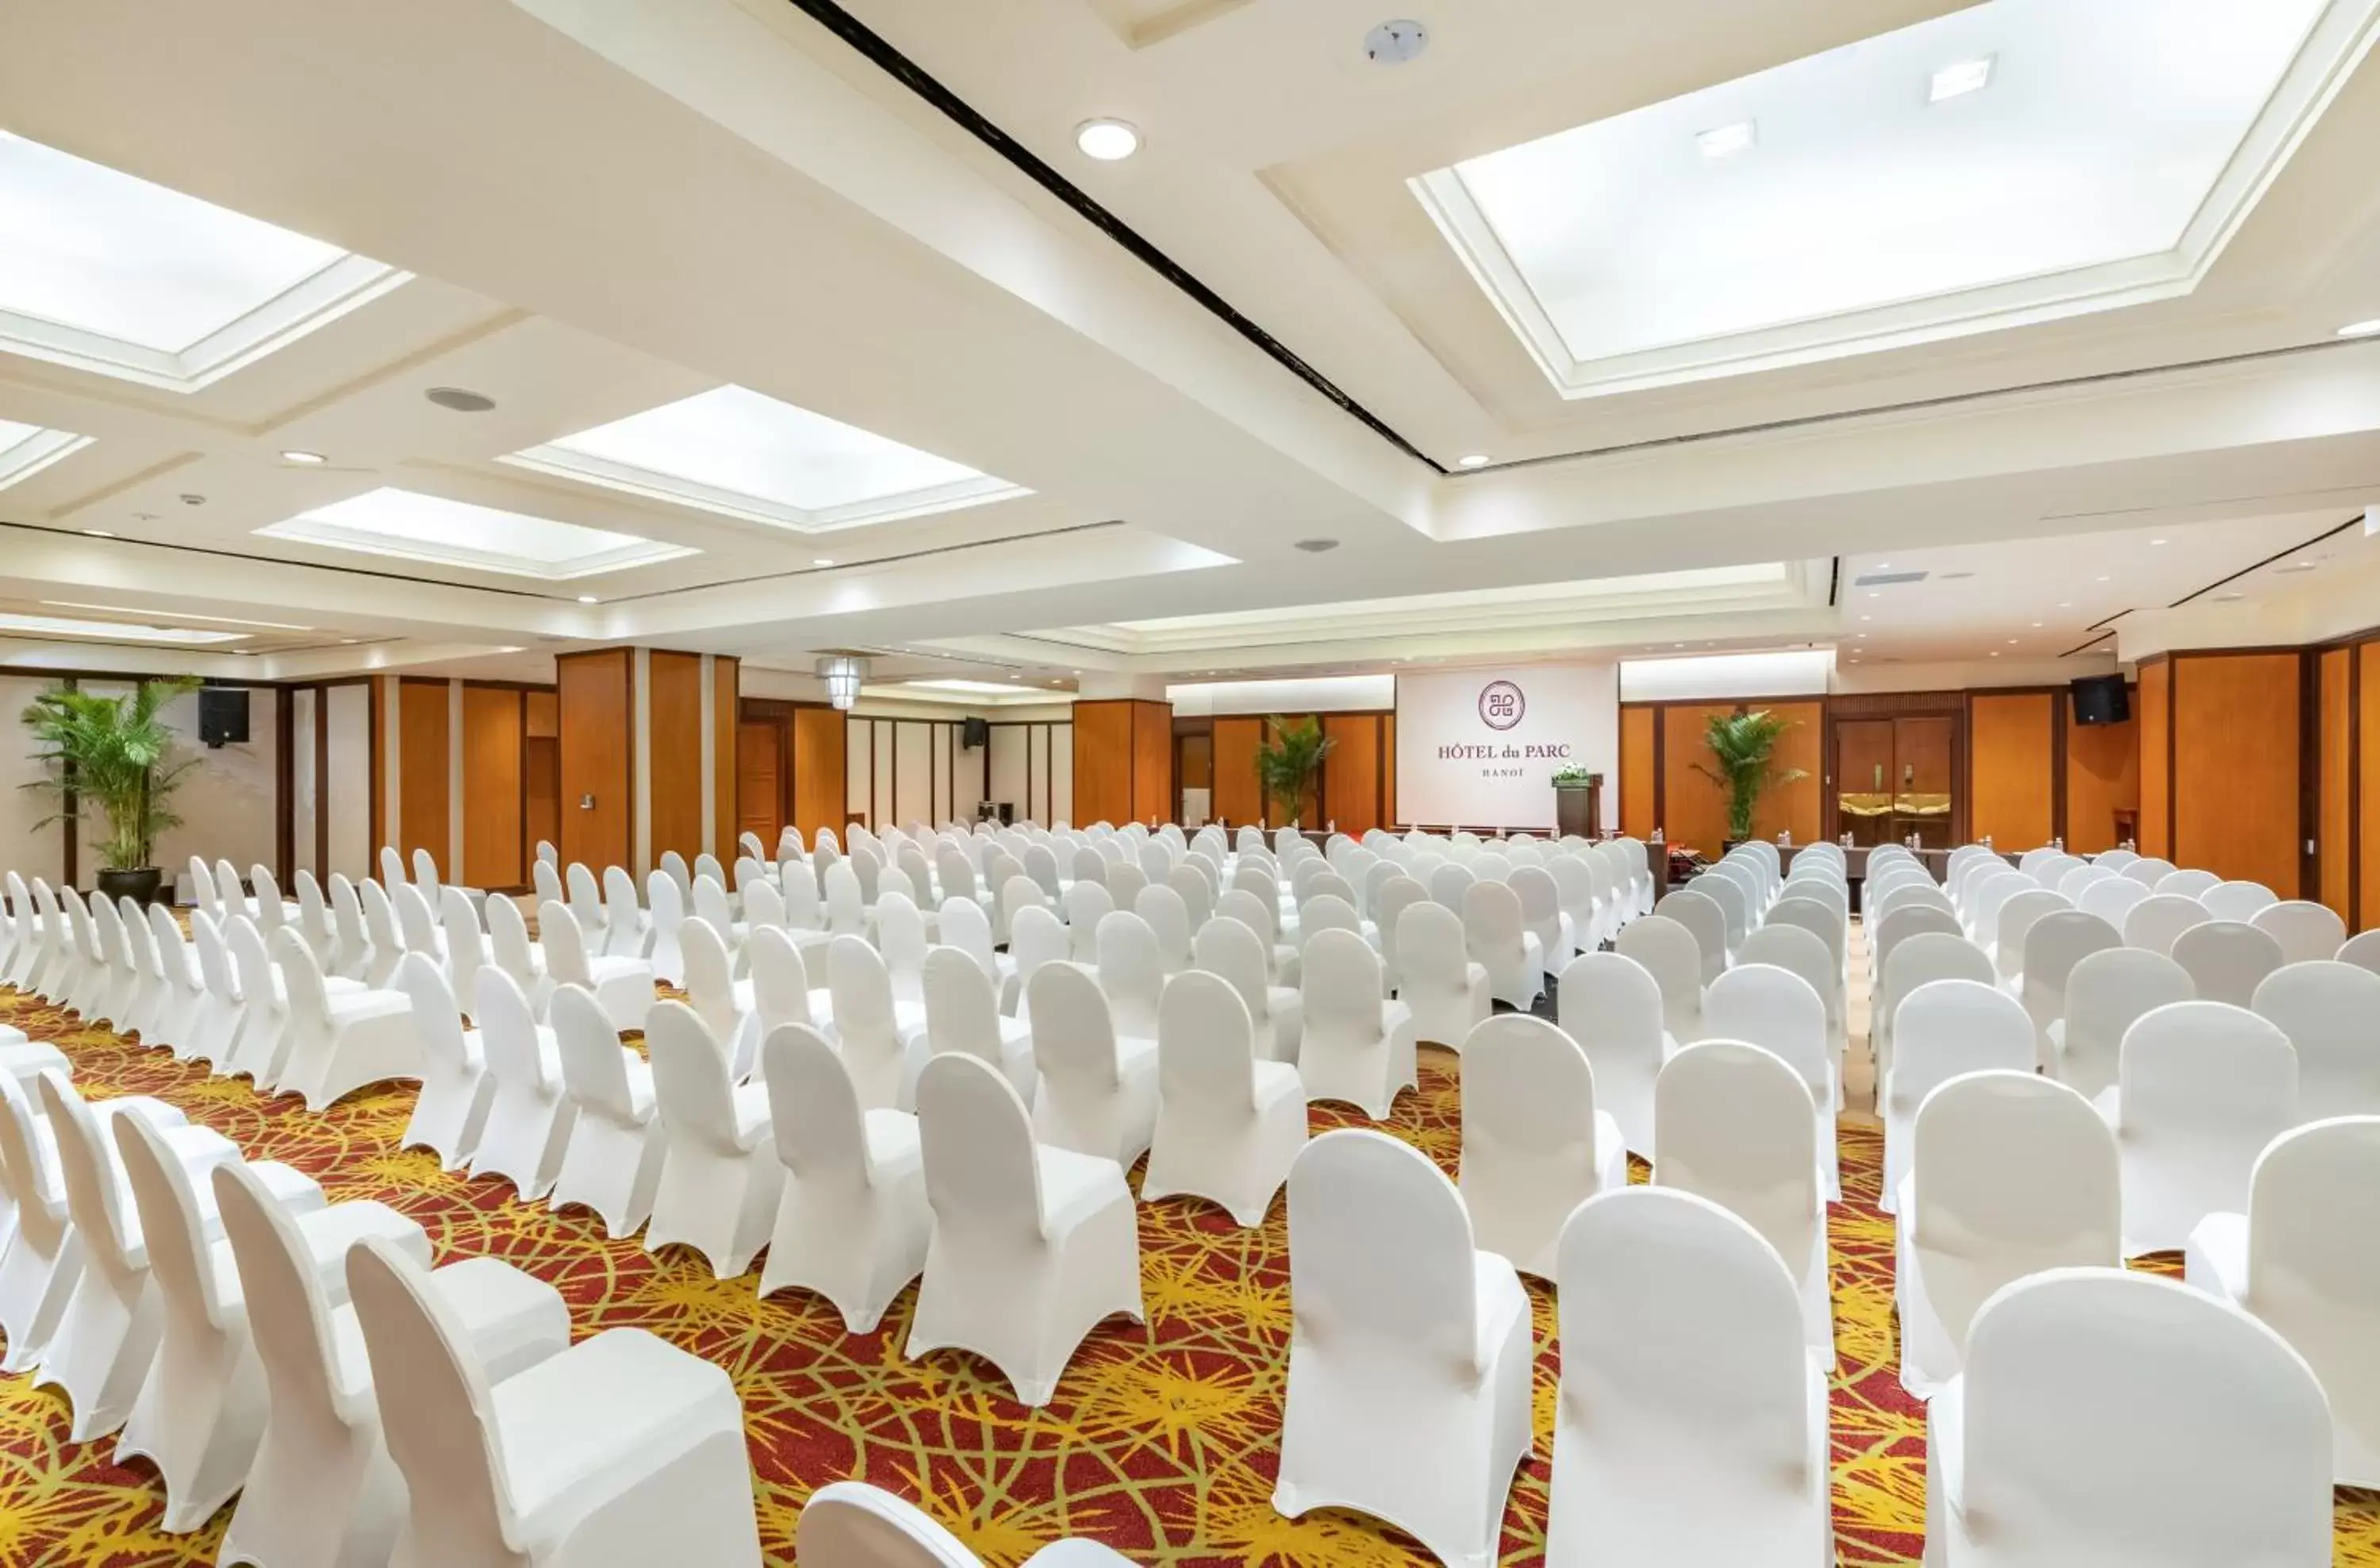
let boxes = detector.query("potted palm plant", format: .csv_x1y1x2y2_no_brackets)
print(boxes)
1253,714,1334,830
21,677,202,904
1691,707,1806,849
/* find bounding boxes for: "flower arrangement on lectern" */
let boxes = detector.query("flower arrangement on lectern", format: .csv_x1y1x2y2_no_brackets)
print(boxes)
1691,707,1806,844
1254,714,1334,827
21,676,202,904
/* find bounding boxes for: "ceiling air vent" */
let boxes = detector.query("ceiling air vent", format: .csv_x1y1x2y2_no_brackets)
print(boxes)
1852,570,1930,587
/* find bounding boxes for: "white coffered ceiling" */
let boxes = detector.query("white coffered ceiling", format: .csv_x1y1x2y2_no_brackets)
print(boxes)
0,0,2376,693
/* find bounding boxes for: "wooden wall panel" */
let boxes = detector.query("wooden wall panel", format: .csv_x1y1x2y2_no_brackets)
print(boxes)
1212,716,1261,827
1383,715,1395,828
1618,706,1656,840
2320,648,2351,920
2174,652,2299,894
712,657,739,861
1659,703,1733,852
647,651,704,868
792,706,846,841
1131,701,1173,824
1322,713,1383,835
2064,700,2138,857
2137,659,2171,859
460,686,524,890
557,649,631,871
1751,701,1824,844
1969,692,2056,850
397,680,451,874
2361,644,2380,929
525,690,558,739
738,720,783,845
1072,701,1134,825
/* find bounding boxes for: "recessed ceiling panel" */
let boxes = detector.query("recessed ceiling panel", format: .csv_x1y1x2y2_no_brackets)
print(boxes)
0,417,90,490
1414,0,2372,398
0,130,409,391
255,486,697,581
501,384,1030,532
0,611,244,646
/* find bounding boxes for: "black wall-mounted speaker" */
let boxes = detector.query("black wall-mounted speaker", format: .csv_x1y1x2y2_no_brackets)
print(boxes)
198,687,250,748
962,717,990,748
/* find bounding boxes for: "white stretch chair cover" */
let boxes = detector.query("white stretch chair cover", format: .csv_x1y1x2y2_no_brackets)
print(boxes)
1140,969,1307,1227
1271,1129,1533,1568
1547,1186,1833,1566
1555,951,1671,1159
1925,1268,2332,1567
2251,959,2380,1120
2101,1001,2297,1256
1457,1015,1626,1279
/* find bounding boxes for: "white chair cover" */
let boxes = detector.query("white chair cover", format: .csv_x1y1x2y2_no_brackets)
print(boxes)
1457,1015,1626,1278
2102,1001,2297,1255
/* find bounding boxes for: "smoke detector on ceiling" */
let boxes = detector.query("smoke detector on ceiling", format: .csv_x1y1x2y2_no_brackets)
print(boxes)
1364,20,1428,63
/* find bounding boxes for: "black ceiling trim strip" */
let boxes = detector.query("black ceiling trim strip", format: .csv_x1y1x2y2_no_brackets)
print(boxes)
2085,607,2135,633
0,519,557,599
2166,514,2360,609
598,518,1131,604
775,0,1443,475
1826,556,1841,609
1482,335,2376,473
2059,628,2117,658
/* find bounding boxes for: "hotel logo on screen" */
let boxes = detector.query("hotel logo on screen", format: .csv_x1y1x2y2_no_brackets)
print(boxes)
1477,679,1525,730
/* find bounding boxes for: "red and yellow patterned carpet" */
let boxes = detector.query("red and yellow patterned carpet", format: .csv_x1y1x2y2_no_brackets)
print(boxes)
1,984,2375,1566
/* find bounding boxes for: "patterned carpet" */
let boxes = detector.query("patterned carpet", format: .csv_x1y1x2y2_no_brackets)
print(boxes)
0,983,2376,1566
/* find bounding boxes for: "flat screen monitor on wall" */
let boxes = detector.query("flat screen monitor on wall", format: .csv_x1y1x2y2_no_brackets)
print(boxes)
2070,674,2130,726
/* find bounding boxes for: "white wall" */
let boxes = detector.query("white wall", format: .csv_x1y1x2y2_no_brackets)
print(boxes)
1169,674,1395,716
1622,650,1833,701
1396,662,1618,831
988,725,1028,819
0,674,64,887
324,684,372,880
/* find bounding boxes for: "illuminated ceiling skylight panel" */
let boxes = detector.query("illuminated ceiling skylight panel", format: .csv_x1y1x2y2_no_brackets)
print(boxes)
0,611,244,645
0,130,407,390
255,487,698,581
1417,0,2352,394
503,384,1031,531
0,417,90,489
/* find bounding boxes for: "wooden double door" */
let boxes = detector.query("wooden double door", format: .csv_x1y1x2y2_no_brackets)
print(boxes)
1834,714,1959,848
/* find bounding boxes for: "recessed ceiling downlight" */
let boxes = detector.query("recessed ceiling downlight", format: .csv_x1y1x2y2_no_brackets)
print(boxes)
1696,121,1756,159
1456,454,1491,468
1363,20,1429,64
1075,120,1141,161
424,386,497,413
1293,537,1341,553
2338,320,2380,338
1929,57,1994,102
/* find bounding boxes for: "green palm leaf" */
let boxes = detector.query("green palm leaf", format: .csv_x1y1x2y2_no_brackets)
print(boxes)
18,678,202,870
1690,708,1809,842
1253,715,1334,825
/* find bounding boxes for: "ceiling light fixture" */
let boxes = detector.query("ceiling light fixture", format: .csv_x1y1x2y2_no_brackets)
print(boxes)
83,528,113,538
576,594,598,605
2151,537,2167,546
818,655,869,710
1294,537,1340,553
279,449,325,465
425,386,497,413
1456,454,1490,469
1363,19,1429,64
1696,121,1756,159
813,557,834,567
1929,56,1994,102
2338,320,2380,338
1075,119,1141,161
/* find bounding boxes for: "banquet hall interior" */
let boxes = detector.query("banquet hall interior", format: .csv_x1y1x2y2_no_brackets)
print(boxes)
2,0,2380,1562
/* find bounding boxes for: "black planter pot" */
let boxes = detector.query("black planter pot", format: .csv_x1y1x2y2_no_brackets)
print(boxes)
96,866,163,906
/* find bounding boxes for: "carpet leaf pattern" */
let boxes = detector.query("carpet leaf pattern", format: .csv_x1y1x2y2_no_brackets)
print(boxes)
1,986,2375,1565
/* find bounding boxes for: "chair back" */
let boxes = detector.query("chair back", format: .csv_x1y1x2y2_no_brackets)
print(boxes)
1166,864,1214,928
747,927,818,1036
781,860,824,930
2019,909,2122,1019
1302,928,1387,1051
344,1238,512,1559
358,878,405,967
536,899,595,987
823,862,867,937
551,983,639,1119
1557,949,1670,1075
679,917,743,1043
190,855,224,922
1991,889,2072,980
1737,923,1840,1026
659,850,693,899
1910,1071,2120,1343
485,894,539,991
271,924,339,1028
602,866,643,943
1880,932,1996,1030
1008,906,1067,1001
1461,878,1529,966
2121,855,2178,887
2252,901,2347,967
1093,911,1165,1039
691,875,738,940
1428,863,1476,909
1555,1187,1813,1463
916,1053,1046,1242
1875,903,1964,978
1654,889,1729,981
1461,1014,1596,1171
213,1160,351,1429
1157,969,1257,1107
2170,920,2285,1008
147,903,198,997
1192,916,1276,1026
117,1109,233,1328
2250,960,2380,1120
531,858,566,914
1652,1041,1818,1282
473,966,547,1090
1890,979,2035,1114
2117,1001,2297,1173
40,1073,140,1268
922,947,1008,1070
396,952,470,1077
2201,879,2278,924
1960,1269,2332,1564
646,1001,739,1145
1025,960,1121,1091
1134,885,1194,970
393,882,441,956
1703,963,1830,1100
564,862,606,932
217,859,250,920
2155,867,2221,901
2055,947,2194,1097
762,1024,871,1183
1614,916,1704,1035
2245,1116,2380,1344
1285,1130,1480,1366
